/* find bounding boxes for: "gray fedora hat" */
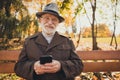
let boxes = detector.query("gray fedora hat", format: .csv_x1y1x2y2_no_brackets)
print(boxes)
36,3,64,23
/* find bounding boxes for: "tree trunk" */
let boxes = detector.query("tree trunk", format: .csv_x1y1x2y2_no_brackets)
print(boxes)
91,0,98,50
110,0,118,50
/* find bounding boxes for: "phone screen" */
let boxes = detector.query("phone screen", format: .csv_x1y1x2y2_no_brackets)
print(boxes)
39,55,53,64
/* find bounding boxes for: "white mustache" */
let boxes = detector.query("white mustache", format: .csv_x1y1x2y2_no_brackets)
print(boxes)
45,24,55,28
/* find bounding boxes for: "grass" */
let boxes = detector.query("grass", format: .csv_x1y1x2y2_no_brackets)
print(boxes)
80,37,120,43
76,37,120,51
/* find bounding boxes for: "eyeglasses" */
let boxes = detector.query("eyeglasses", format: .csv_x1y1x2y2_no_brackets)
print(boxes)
41,16,59,23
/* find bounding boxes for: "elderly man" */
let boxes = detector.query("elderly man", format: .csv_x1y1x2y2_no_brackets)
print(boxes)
14,3,83,80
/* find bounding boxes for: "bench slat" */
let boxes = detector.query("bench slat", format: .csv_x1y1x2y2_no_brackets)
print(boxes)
83,62,120,72
0,50,20,61
77,51,120,60
0,63,15,73
0,50,120,73
0,50,120,60
0,62,120,73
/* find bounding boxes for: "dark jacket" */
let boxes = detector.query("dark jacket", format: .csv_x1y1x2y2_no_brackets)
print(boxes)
14,32,83,80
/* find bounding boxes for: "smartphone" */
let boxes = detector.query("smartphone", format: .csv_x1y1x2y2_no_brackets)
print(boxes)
39,55,53,64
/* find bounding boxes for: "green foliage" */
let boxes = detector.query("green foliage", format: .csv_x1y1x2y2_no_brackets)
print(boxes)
19,15,31,32
0,0,38,50
61,0,73,9
74,0,83,16
58,0,73,13
12,0,27,11
0,0,28,38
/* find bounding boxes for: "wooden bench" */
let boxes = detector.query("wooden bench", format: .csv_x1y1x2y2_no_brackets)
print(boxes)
0,50,120,73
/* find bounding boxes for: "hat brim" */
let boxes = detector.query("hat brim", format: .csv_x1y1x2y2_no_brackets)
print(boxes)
36,11,64,23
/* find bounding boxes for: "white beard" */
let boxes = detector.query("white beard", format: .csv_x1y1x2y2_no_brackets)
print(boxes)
39,23,57,35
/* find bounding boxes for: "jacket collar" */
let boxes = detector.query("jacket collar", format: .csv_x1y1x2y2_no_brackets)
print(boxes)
35,32,64,51
35,32,48,46
46,32,63,51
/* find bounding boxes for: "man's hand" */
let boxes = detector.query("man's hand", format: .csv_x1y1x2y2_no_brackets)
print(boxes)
34,61,45,75
34,60,61,75
43,60,61,73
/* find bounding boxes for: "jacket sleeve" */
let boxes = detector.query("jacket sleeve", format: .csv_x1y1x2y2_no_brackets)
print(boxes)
60,39,83,79
14,40,35,80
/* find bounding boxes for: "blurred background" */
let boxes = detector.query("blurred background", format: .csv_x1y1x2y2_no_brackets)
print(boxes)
0,0,120,51
0,0,120,79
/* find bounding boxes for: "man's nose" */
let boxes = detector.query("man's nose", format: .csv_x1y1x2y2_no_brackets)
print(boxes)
48,19,53,24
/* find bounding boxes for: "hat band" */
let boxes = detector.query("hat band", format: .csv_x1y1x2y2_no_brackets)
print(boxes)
44,10,59,16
